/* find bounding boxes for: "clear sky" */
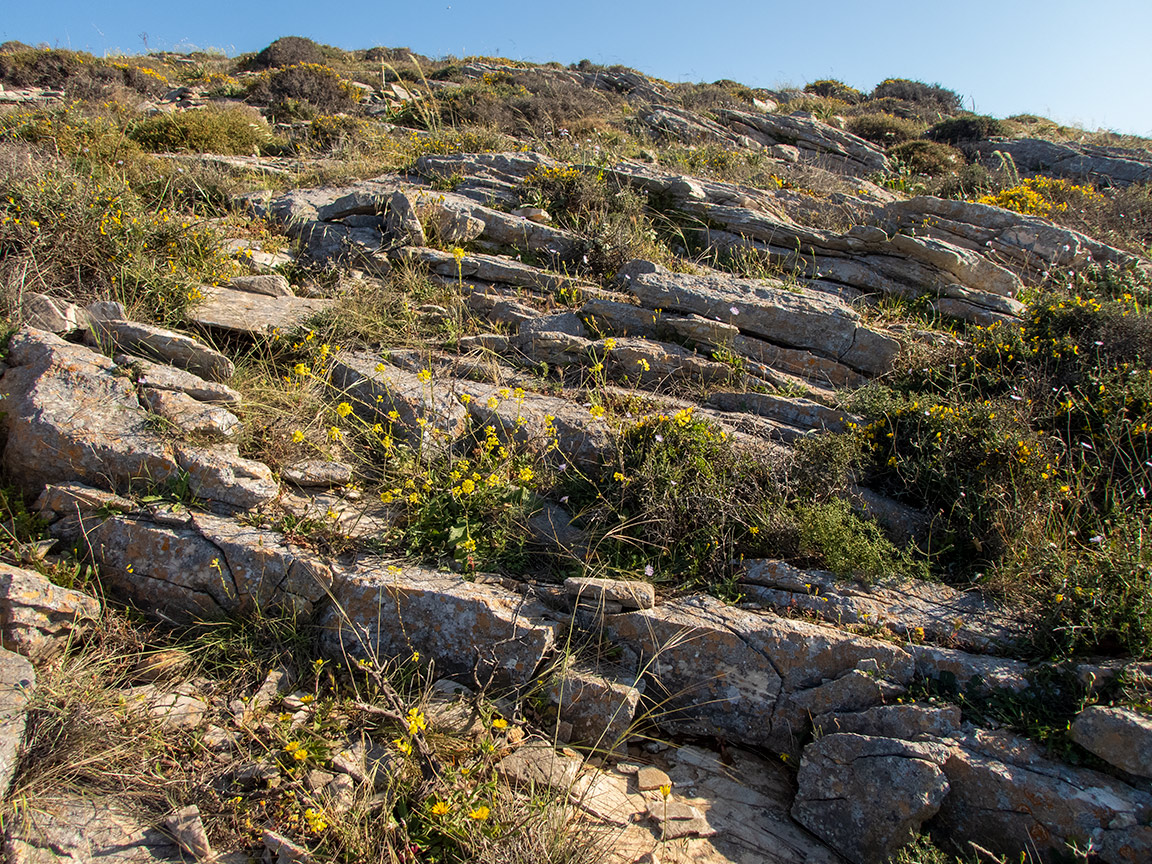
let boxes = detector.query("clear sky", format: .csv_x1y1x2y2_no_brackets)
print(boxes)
5,0,1151,137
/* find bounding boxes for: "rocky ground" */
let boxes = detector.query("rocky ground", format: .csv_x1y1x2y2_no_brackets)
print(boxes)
2,38,1152,864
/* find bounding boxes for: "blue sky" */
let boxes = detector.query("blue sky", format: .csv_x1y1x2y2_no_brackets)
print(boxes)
5,0,1151,136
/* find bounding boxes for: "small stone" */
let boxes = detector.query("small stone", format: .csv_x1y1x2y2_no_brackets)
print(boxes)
35,482,136,520
305,769,336,791
86,300,128,321
264,828,316,864
23,293,87,334
164,804,214,861
131,649,192,683
661,816,717,839
230,274,293,297
1071,705,1152,778
0,648,35,796
120,684,208,730
0,563,101,662
324,773,357,813
647,800,702,823
637,765,671,792
498,742,582,791
565,577,655,610
203,725,237,751
250,667,296,714
282,460,354,488
512,206,552,223
141,387,241,439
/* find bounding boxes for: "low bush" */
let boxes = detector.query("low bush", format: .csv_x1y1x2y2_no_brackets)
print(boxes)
804,79,864,104
128,104,272,154
0,107,238,322
0,49,170,100
249,36,342,70
777,95,852,122
245,63,362,120
851,266,1152,657
519,163,662,278
890,139,965,175
976,175,1103,219
870,78,963,114
402,72,619,138
926,114,1009,144
363,46,426,64
562,406,916,588
845,112,925,146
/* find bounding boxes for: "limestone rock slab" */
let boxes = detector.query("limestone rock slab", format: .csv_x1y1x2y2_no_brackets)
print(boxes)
793,733,950,864
0,563,100,662
86,320,234,382
1071,706,1152,779
321,562,558,689
0,647,34,796
188,285,333,337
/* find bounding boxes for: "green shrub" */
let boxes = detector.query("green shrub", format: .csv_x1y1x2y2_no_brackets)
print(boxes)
804,79,864,104
0,49,174,100
857,96,932,121
0,48,86,88
845,112,925,146
674,82,748,112
245,63,361,120
250,36,340,70
793,498,910,580
779,96,852,121
930,163,994,199
563,408,914,587
0,154,237,322
926,114,1009,144
852,266,1152,656
870,78,963,113
889,139,965,175
568,408,777,584
518,163,661,278
128,105,271,154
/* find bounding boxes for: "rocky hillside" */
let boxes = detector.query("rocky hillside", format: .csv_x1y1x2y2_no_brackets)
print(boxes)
2,36,1152,864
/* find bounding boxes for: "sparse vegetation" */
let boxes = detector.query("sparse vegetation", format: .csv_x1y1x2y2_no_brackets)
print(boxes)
2,40,1152,864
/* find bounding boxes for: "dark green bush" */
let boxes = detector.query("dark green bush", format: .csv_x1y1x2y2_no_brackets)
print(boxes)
804,79,864,104
871,78,963,113
250,36,344,70
846,112,925,146
926,114,1009,144
245,63,360,119
890,139,965,175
